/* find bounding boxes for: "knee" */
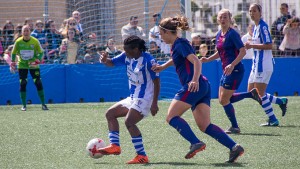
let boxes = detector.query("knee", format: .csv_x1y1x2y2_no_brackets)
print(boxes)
105,109,116,120
20,79,27,91
166,115,173,124
218,98,228,106
124,119,133,129
34,78,43,90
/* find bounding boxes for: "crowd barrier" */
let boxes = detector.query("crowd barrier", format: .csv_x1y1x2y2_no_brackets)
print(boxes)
0,58,299,105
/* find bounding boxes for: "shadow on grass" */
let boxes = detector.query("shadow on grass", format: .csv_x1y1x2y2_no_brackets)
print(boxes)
279,125,300,128
211,162,247,167
239,133,281,136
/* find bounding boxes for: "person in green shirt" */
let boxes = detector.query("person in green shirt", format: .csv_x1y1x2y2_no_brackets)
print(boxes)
10,25,48,111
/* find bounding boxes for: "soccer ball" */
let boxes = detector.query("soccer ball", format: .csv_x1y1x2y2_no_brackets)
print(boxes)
86,138,106,159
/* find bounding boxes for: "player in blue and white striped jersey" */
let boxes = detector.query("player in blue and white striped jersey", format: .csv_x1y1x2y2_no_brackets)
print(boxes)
97,35,160,164
245,3,288,127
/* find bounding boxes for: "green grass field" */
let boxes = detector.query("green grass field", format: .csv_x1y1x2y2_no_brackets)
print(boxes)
0,97,299,169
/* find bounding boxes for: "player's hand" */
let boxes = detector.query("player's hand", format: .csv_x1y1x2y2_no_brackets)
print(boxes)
99,52,108,63
244,42,251,49
224,64,234,75
151,64,163,73
188,80,199,92
150,103,159,116
200,57,209,63
10,62,17,70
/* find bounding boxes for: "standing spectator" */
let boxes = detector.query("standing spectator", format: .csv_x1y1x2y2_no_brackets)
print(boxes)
105,39,122,58
72,11,83,33
2,20,15,50
31,20,48,61
84,43,100,64
197,44,208,58
61,17,82,42
245,3,288,126
3,45,15,66
45,19,63,63
279,17,300,57
97,36,160,164
121,16,145,41
10,25,48,111
271,3,292,57
24,18,34,32
59,19,68,34
152,15,244,162
241,23,255,59
149,13,170,55
59,28,80,64
13,24,23,42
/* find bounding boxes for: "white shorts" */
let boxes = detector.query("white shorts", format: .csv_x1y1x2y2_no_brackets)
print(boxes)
248,71,273,84
119,97,152,117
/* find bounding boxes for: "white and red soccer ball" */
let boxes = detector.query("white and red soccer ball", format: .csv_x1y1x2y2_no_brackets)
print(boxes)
86,138,106,159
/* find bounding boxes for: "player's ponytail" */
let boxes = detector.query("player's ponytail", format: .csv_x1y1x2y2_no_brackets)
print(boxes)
159,15,190,34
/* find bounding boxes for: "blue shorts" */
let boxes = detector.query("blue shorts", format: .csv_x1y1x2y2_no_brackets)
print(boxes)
174,76,211,111
220,68,244,90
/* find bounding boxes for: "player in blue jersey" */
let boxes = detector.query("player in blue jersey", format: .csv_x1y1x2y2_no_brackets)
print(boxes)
245,3,288,126
201,9,261,134
152,15,244,163
96,35,160,164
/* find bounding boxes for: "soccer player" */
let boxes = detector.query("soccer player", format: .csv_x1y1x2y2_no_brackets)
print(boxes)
152,15,244,163
201,9,261,134
245,3,288,126
97,35,160,164
10,25,48,111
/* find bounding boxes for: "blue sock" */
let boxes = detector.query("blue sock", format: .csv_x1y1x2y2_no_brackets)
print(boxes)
109,131,120,146
230,92,252,103
261,94,277,122
169,116,200,145
132,135,146,156
267,93,283,105
205,123,236,150
223,103,239,128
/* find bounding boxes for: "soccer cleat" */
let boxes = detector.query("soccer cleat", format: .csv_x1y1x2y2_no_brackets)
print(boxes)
225,127,241,134
98,144,121,155
260,119,279,127
21,106,26,111
227,144,244,163
250,88,262,105
42,104,49,110
185,141,206,159
126,155,149,164
279,98,288,117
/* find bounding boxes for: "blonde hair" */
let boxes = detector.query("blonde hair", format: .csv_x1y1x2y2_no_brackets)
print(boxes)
159,15,190,34
217,9,232,21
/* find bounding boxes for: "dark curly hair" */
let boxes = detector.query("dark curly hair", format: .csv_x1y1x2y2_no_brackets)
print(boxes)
123,35,147,52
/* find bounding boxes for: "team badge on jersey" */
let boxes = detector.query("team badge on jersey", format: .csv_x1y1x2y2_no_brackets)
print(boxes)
30,44,35,49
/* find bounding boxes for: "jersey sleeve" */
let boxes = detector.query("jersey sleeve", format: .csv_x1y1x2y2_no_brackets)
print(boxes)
179,41,195,58
111,52,126,66
231,30,244,50
260,24,272,44
147,57,159,80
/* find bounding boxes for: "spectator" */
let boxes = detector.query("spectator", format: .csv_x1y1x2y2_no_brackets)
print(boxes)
84,43,100,64
72,10,83,33
197,44,208,58
271,3,292,57
149,13,170,55
0,29,3,57
61,17,82,42
3,45,14,66
2,20,15,50
45,19,63,63
191,35,201,55
121,16,145,41
31,20,48,61
148,41,162,60
279,17,300,57
24,18,34,32
13,24,23,42
59,19,68,34
59,28,80,64
105,39,122,58
241,23,255,59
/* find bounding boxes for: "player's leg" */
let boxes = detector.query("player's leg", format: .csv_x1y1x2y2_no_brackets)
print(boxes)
125,108,148,164
29,69,48,110
266,93,288,116
18,69,28,111
219,87,240,133
193,103,244,163
255,82,279,126
98,100,129,155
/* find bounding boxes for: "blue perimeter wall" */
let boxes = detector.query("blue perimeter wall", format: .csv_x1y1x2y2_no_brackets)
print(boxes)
0,58,299,105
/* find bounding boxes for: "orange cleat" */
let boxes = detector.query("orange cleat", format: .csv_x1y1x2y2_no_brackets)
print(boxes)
126,155,149,164
98,144,121,155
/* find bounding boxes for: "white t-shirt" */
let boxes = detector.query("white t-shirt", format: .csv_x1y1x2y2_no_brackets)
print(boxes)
241,33,253,59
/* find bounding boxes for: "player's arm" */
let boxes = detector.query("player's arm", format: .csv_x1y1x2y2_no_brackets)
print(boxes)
187,54,201,92
201,51,219,63
36,41,44,61
151,77,160,116
99,52,114,67
245,43,273,50
151,58,173,73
